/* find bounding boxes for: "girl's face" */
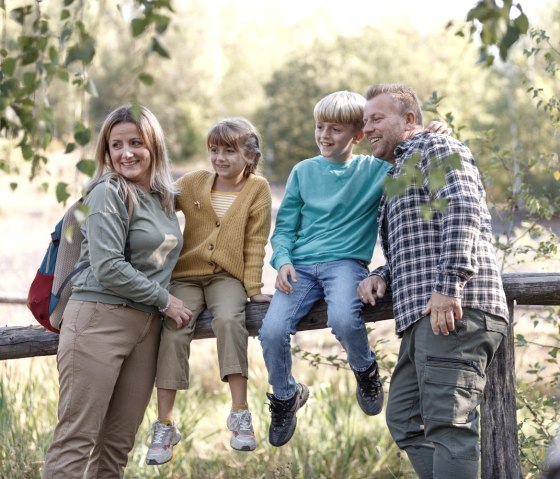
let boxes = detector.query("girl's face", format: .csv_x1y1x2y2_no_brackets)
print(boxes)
208,144,247,182
108,122,152,190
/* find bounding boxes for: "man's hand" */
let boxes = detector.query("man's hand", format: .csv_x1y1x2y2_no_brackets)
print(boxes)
425,120,452,136
275,264,297,294
357,275,386,306
422,291,463,336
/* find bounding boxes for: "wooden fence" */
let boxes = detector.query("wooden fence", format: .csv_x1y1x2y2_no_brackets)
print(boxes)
1,272,559,479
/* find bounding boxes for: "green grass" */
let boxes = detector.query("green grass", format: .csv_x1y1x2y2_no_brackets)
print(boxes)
2,323,559,478
0,334,416,479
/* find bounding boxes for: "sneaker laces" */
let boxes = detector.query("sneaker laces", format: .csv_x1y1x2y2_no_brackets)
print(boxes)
268,396,293,429
357,367,382,399
229,410,252,432
151,422,170,447
237,410,252,432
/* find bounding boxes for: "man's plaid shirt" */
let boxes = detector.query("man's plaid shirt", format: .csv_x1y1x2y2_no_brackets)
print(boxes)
371,132,509,334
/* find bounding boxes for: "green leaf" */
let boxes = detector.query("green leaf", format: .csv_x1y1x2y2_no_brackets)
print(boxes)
9,6,33,26
65,142,76,154
73,123,91,146
20,46,39,66
60,9,70,21
131,18,148,37
74,204,89,224
151,37,170,59
138,72,154,85
65,37,96,65
21,144,33,160
499,25,521,61
22,71,36,89
130,103,142,121
514,13,529,34
76,158,96,177
154,14,170,34
9,182,18,191
2,57,16,75
56,182,70,203
428,167,447,191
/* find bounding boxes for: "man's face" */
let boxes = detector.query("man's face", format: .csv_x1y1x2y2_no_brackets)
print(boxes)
363,94,408,163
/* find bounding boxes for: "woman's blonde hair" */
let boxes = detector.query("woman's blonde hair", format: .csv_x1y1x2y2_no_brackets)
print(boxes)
206,117,263,178
89,104,176,215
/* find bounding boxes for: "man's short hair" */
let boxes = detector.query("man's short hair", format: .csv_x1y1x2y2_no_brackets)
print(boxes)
365,83,424,126
314,91,366,130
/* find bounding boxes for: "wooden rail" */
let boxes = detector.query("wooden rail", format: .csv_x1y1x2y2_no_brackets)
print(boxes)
1,272,559,479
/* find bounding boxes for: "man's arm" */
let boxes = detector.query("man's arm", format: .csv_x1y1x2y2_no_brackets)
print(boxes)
422,137,481,334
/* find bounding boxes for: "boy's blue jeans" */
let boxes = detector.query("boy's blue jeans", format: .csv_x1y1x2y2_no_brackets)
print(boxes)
258,259,374,400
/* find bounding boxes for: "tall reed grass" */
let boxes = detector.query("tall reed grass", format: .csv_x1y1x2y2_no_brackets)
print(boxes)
0,331,416,479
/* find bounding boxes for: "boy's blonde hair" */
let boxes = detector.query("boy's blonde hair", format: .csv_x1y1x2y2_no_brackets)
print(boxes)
313,91,366,130
207,117,262,178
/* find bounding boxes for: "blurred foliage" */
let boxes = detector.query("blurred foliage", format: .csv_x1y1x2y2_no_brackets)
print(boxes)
0,1,559,475
1,0,558,188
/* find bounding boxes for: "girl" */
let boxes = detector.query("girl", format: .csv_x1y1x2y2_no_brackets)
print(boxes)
147,118,272,464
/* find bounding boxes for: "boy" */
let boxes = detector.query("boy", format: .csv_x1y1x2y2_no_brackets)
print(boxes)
258,90,390,447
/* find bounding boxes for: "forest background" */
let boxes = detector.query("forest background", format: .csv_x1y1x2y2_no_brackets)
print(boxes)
0,1,559,478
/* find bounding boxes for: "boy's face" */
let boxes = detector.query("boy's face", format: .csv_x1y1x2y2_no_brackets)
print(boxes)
314,121,364,162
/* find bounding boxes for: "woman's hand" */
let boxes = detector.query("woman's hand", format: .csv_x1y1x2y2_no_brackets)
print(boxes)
250,293,272,303
165,294,193,329
425,120,452,136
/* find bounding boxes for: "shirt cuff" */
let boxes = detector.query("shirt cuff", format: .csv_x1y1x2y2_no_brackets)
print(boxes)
433,273,465,298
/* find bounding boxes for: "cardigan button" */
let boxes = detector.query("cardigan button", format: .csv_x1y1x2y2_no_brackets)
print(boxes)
208,244,214,251
215,221,220,227
208,261,215,267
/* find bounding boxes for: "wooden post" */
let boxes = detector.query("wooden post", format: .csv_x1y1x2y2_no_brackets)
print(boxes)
481,300,522,479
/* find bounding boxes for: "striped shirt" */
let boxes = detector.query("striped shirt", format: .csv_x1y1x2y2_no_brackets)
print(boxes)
211,191,238,218
371,132,509,334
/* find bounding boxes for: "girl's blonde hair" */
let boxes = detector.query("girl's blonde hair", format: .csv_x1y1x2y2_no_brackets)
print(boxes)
89,104,176,215
207,117,262,178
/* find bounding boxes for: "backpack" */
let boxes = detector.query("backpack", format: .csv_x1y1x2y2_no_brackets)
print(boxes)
27,199,88,333
27,189,130,333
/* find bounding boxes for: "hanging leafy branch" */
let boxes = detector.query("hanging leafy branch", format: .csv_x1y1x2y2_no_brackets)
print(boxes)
0,0,173,201
458,0,530,66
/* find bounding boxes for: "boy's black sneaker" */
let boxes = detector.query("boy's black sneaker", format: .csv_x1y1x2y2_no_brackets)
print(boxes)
353,360,384,416
266,383,309,447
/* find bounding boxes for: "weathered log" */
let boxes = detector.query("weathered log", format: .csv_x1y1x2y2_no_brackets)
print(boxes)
1,272,559,361
502,272,560,305
0,297,395,361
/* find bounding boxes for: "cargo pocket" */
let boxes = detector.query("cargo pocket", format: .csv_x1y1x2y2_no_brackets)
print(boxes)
422,356,486,424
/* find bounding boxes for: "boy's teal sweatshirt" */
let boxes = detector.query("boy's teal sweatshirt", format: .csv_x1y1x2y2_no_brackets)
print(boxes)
271,154,391,270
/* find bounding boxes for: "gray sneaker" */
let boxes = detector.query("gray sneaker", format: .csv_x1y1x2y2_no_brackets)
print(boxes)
227,409,257,451
146,421,181,465
353,360,384,416
267,383,309,447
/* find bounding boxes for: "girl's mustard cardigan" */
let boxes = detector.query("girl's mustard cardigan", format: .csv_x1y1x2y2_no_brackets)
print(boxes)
172,170,272,297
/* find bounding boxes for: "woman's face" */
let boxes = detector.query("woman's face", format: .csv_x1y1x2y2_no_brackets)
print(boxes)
108,122,152,190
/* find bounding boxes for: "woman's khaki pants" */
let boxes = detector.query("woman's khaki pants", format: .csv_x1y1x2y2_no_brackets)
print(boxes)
42,301,161,479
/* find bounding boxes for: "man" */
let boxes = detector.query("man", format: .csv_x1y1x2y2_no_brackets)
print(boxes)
357,83,509,479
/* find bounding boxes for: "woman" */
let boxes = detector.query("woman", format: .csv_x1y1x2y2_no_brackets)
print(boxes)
42,105,192,478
